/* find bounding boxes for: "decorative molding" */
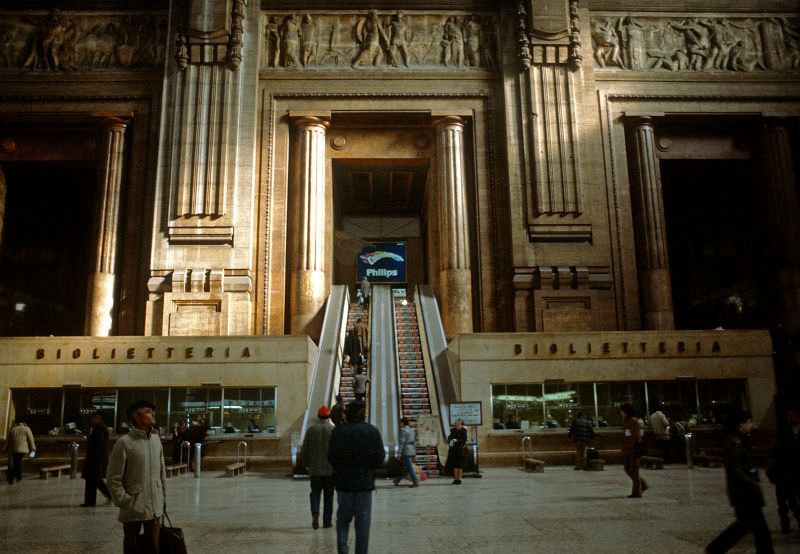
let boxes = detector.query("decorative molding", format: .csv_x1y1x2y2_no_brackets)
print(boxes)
591,16,800,72
175,0,248,70
148,269,252,294
0,9,166,72
261,10,498,70
528,222,592,242
513,266,612,290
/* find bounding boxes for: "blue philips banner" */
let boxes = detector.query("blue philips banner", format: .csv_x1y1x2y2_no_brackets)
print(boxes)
357,242,406,283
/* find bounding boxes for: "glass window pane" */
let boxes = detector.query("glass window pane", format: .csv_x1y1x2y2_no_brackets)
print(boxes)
78,388,116,432
491,383,543,430
543,382,594,429
221,388,276,434
169,387,221,436
11,388,62,435
595,382,646,427
62,387,82,434
697,379,747,425
646,380,698,426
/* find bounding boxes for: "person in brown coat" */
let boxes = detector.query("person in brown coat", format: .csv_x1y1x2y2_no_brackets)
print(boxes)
81,414,112,506
620,403,648,498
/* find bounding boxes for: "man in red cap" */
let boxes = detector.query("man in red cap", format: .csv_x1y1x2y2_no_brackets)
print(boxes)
301,404,335,529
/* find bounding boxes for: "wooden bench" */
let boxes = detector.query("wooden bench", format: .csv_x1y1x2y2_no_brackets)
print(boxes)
165,463,188,477
641,455,664,469
695,453,722,467
587,458,605,471
39,464,71,479
521,457,545,473
225,462,246,477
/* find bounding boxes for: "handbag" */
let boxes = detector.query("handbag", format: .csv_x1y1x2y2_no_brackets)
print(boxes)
159,511,187,554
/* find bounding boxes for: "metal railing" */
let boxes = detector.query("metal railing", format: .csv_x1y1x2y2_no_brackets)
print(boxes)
236,441,248,469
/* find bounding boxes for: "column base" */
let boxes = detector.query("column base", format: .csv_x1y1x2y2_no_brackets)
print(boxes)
640,268,674,330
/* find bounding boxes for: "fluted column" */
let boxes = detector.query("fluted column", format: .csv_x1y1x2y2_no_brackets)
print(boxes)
289,115,329,334
628,116,674,330
761,119,800,331
85,118,127,336
434,116,473,336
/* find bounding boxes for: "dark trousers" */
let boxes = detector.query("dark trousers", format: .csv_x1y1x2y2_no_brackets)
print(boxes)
706,504,774,554
623,455,647,496
83,478,111,506
123,519,161,554
7,453,24,483
655,437,672,463
776,479,800,528
574,440,588,469
309,475,335,526
336,490,372,554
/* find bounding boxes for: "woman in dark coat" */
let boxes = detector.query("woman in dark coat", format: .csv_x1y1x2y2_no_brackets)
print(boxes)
80,414,111,507
446,418,468,484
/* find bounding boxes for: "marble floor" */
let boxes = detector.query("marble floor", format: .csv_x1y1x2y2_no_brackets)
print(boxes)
2,466,799,553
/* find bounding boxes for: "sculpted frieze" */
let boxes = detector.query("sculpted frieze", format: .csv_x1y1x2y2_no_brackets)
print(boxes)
590,15,800,72
262,11,498,70
0,9,167,71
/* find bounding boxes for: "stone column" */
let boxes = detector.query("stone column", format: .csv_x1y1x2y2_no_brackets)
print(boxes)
85,118,127,336
434,116,473,336
761,119,800,331
628,116,674,330
289,115,329,334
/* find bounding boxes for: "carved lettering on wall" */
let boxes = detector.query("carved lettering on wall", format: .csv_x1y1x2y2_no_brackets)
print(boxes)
0,9,166,71
262,11,498,70
591,16,800,72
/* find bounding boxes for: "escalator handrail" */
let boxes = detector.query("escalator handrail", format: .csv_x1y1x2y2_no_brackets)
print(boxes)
417,284,459,438
368,285,400,453
300,285,350,443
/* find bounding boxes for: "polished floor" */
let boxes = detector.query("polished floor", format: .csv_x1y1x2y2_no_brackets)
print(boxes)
2,465,799,553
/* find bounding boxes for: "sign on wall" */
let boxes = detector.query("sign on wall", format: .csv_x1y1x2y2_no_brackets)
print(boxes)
449,401,483,426
357,242,406,283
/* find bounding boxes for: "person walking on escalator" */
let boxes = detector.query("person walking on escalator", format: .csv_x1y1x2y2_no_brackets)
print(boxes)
353,367,368,403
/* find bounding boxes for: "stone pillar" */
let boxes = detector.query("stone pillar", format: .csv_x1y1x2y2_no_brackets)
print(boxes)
434,116,473,336
289,115,329,334
628,116,674,330
85,118,127,336
761,119,800,331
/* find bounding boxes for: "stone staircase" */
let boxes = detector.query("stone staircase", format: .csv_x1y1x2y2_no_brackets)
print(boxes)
394,299,440,476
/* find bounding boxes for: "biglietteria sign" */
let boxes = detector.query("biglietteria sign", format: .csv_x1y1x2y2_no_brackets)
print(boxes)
357,242,406,283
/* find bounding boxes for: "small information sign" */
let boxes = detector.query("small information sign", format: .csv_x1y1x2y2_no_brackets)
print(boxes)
449,401,483,426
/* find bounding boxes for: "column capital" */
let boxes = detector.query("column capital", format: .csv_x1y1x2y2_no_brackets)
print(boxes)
96,117,129,132
289,112,331,130
625,115,656,130
432,115,466,131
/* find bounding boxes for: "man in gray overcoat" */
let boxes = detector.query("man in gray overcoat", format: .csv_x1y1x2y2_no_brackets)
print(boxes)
107,400,167,553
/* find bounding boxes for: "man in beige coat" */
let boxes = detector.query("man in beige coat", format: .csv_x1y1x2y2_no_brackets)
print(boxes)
5,417,36,484
107,400,167,553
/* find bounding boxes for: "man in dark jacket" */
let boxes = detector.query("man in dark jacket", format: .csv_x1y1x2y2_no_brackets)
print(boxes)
706,410,774,554
568,412,594,470
81,414,111,507
328,400,384,554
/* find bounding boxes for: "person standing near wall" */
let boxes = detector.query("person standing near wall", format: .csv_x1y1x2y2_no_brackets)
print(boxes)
446,418,468,485
650,405,672,463
706,409,774,553
107,400,167,554
4,417,36,484
301,405,335,530
568,412,594,470
80,414,111,507
620,403,648,498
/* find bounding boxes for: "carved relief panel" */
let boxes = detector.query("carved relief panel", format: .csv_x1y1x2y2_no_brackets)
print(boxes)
261,11,498,70
590,15,800,72
0,8,166,71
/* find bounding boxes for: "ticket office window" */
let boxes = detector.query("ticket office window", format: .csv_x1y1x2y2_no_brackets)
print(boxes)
222,388,276,434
